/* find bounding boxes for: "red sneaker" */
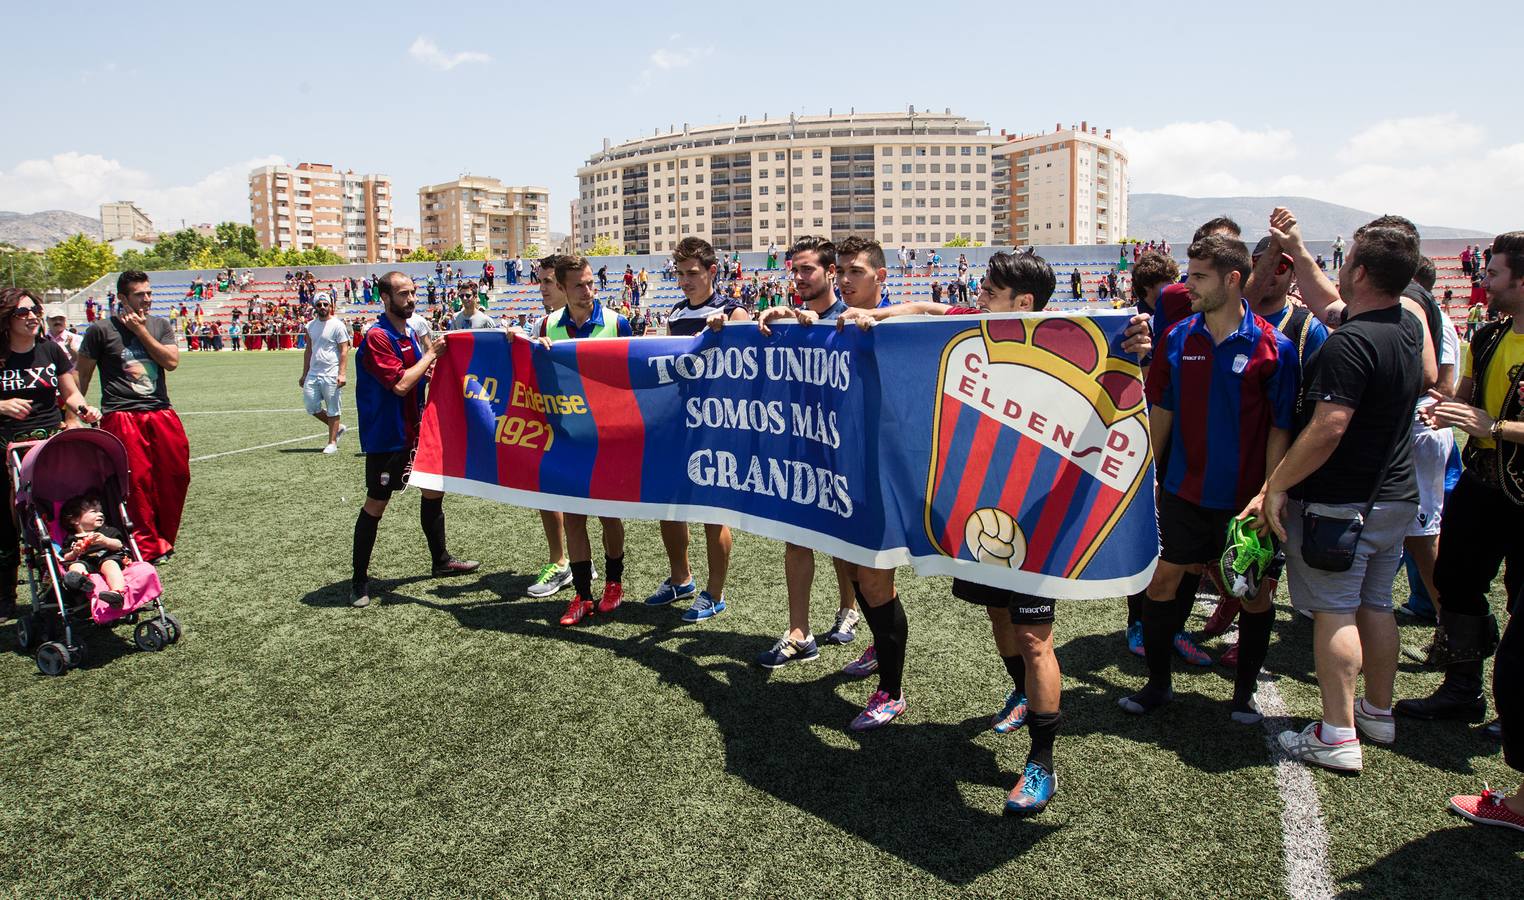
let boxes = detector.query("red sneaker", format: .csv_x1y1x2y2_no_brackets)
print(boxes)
1201,598,1241,638
559,597,594,626
1219,643,1239,668
596,582,624,615
1450,787,1524,833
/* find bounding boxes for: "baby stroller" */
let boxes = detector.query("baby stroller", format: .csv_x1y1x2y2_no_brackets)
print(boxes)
9,429,180,676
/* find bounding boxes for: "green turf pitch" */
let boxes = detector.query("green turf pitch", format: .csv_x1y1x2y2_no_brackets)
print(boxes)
0,349,1518,896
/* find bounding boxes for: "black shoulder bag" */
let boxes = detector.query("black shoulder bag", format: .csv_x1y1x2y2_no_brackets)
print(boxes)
1300,412,1410,572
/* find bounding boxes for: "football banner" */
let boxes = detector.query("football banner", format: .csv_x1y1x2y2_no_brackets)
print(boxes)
410,312,1158,598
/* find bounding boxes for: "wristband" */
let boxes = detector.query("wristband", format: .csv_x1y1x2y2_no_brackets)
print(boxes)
1491,418,1506,441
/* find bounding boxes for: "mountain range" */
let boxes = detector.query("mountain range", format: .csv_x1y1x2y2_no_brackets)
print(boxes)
1128,194,1489,244
0,210,104,250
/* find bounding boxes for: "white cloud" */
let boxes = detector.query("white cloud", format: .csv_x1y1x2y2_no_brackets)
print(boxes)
1116,118,1521,233
633,42,714,91
1338,113,1484,164
0,152,286,230
408,36,491,71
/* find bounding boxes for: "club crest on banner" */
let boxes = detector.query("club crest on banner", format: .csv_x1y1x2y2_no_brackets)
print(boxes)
925,316,1151,579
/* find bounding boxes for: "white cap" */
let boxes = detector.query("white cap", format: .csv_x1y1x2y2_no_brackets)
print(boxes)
42,304,68,321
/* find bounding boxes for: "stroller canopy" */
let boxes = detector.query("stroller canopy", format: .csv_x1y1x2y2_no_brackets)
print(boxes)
15,429,132,514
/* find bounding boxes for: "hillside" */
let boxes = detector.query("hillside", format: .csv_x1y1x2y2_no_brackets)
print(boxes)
1128,194,1489,244
0,210,103,250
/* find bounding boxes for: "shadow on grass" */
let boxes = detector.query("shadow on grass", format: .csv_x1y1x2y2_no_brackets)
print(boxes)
1338,819,1524,898
315,580,1058,885
1,608,150,675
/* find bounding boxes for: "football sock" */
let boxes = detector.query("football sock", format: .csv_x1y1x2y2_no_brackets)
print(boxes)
605,554,625,584
420,496,447,564
1002,652,1027,695
1026,711,1061,772
352,509,380,587
570,561,594,600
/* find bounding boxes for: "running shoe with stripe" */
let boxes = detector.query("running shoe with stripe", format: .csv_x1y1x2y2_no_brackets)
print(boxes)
559,597,594,627
644,577,696,607
1277,722,1362,773
596,582,624,615
842,644,878,678
992,690,1028,734
1354,701,1396,746
823,607,860,644
1003,761,1056,816
526,563,573,598
1126,622,1144,657
1173,631,1212,666
1449,786,1524,833
756,635,819,669
681,590,725,623
850,689,907,731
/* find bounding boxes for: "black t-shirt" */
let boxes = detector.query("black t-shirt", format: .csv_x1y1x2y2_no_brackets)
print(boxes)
79,316,175,413
72,525,128,566
0,340,73,442
1290,305,1422,504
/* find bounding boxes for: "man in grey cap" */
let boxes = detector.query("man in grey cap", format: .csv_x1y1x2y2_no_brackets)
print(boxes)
42,305,83,364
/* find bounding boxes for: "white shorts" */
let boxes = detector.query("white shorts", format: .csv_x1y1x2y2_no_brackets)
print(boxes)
1408,416,1454,537
303,378,341,417
1285,499,1416,614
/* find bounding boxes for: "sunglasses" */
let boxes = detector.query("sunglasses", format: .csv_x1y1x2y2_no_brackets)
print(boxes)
12,305,39,317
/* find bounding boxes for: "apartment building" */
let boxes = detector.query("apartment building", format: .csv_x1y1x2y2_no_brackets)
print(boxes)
576,110,1005,255
248,163,394,263
992,123,1128,247
99,201,154,241
417,176,550,258
392,226,417,261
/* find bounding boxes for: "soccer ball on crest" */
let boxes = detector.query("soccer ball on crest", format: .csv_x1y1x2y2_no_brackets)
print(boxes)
964,507,1026,568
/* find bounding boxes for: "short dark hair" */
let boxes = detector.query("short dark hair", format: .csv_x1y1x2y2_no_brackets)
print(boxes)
1186,234,1252,286
1348,224,1421,296
987,250,1056,311
1413,256,1437,292
835,235,886,271
60,492,104,529
117,270,149,296
0,287,40,322
672,237,717,271
376,271,410,300
1490,232,1524,280
1192,217,1241,243
789,235,836,269
555,255,591,286
1360,214,1420,240
539,254,565,278
1132,251,1181,300
459,280,478,295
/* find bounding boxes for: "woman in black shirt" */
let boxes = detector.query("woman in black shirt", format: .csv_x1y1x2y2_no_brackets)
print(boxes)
0,288,99,618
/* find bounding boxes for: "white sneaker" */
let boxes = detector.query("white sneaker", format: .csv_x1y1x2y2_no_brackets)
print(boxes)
322,443,338,454
1277,723,1362,773
335,424,347,444
1354,702,1396,746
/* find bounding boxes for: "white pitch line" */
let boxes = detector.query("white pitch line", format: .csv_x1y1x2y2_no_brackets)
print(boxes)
190,433,328,462
1207,601,1336,900
179,408,308,415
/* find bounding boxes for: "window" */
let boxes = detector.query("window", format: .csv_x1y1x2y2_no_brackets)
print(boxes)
812,184,823,192
901,163,912,174
793,218,803,227
882,198,892,208
976,216,987,224
812,149,823,158
931,146,941,156
961,181,971,191
882,163,892,174
882,181,893,191
775,151,786,160
962,215,971,225
881,146,893,156
962,146,972,156
901,216,911,224
792,167,803,177
696,174,704,183
793,201,803,210
696,190,705,199
792,184,803,194
930,181,941,190
916,164,926,174
680,176,689,185
883,217,893,226
812,166,823,176
916,147,927,156
977,146,987,155
680,192,688,201
915,181,926,190
813,218,823,227
901,181,912,191
916,216,926,225
961,198,972,207
792,150,802,159
759,186,769,195
931,215,941,225
961,164,971,174
977,164,987,173
976,181,986,191
812,200,823,210
680,159,688,168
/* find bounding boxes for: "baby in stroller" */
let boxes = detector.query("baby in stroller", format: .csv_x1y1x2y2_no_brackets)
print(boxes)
59,492,129,607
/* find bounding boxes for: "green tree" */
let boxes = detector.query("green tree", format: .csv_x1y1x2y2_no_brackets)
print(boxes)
44,233,118,290
154,229,214,268
587,236,623,257
214,222,260,258
440,244,487,261
522,243,542,259
942,236,973,248
403,247,440,262
189,246,226,270
1,244,56,293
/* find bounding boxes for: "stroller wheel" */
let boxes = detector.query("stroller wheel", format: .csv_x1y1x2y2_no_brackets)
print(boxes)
70,640,87,666
35,642,69,677
133,620,168,652
15,613,37,651
161,614,183,644
124,612,139,626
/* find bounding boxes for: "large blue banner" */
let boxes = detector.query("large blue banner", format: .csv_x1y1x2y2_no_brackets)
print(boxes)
412,312,1158,598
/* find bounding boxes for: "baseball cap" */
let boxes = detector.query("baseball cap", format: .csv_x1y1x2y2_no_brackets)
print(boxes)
1252,236,1294,266
42,304,68,321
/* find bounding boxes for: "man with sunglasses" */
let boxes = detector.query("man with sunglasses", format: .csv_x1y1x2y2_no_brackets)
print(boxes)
300,292,351,456
77,270,189,564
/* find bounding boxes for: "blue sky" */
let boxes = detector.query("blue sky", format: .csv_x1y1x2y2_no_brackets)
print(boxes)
5,0,1519,236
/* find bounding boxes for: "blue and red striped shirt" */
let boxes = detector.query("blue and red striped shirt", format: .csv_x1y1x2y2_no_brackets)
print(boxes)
1145,300,1299,510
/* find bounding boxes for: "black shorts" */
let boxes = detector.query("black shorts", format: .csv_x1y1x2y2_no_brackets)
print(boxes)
1158,490,1235,566
365,450,413,501
952,578,1055,625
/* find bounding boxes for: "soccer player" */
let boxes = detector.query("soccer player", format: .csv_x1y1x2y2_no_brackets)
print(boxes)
644,238,746,622
520,255,577,599
543,256,633,626
742,237,867,664
76,271,190,564
1121,235,1298,722
837,250,1155,810
350,273,480,609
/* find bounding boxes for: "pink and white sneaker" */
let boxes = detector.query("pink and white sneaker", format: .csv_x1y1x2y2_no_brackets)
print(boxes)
850,689,907,731
842,644,878,678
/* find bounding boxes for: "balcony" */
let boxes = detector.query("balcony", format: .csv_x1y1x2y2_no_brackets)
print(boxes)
711,175,730,187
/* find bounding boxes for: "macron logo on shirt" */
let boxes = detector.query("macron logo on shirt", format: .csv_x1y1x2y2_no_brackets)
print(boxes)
1181,354,1207,362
